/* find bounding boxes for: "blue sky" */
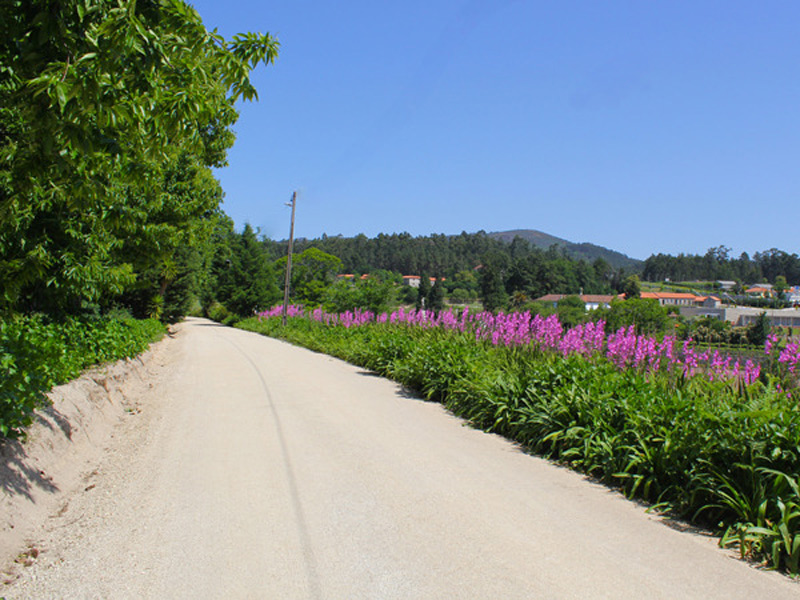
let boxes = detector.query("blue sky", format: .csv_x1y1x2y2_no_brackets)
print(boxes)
190,0,799,260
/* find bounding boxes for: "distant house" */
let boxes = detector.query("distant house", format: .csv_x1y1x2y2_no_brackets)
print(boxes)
746,285,775,298
535,294,615,311
698,295,722,308
536,294,564,307
786,286,800,306
581,295,616,310
716,280,737,291
640,292,701,307
401,275,443,288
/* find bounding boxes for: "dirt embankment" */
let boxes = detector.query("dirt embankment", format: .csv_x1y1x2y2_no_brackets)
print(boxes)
0,329,174,580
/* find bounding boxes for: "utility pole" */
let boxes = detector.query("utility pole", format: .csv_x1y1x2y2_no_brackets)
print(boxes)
282,191,297,326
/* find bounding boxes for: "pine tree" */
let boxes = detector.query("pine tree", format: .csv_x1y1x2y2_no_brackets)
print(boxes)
216,224,280,316
429,278,446,312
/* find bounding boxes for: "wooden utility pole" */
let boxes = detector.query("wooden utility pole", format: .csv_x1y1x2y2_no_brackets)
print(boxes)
282,191,297,326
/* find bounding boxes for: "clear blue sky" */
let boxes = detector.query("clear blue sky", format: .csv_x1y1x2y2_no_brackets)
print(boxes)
190,0,799,260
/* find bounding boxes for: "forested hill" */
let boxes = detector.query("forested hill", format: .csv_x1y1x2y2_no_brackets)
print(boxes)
642,247,800,285
267,232,503,275
264,230,636,281
489,230,642,271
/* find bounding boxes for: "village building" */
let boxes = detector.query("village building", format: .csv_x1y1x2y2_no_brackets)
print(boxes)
745,284,775,298
401,275,444,288
679,305,800,329
697,295,722,308
535,294,616,311
640,292,700,307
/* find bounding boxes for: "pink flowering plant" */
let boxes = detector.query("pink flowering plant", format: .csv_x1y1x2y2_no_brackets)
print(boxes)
257,305,773,390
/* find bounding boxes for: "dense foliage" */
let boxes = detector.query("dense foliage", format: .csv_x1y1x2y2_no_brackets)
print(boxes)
211,222,281,318
267,231,506,275
240,307,800,573
1,0,278,318
0,2,278,438
267,233,628,311
0,315,164,438
643,246,800,286
268,233,624,294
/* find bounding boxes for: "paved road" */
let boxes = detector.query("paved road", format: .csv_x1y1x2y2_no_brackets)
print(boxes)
6,318,799,598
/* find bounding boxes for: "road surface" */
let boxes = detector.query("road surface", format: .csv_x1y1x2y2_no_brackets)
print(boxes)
4,317,799,598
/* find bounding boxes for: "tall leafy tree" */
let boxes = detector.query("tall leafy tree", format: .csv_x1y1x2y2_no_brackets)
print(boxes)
622,275,642,299
429,278,445,312
774,275,788,300
0,0,279,316
478,252,509,312
275,248,343,305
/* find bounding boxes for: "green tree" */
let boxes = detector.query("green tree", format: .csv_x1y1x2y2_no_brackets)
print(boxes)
747,312,771,347
556,295,586,328
115,151,226,320
479,263,508,312
596,298,669,335
323,273,395,314
0,0,278,316
397,284,418,305
622,275,642,299
510,291,529,310
417,272,431,310
449,288,470,305
216,224,279,317
276,248,342,305
429,278,446,312
775,275,788,300
359,273,396,314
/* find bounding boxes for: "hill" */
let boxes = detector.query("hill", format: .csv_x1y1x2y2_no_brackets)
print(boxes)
488,229,642,271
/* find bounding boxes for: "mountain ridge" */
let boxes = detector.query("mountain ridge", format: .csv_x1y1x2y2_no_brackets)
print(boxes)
488,229,642,271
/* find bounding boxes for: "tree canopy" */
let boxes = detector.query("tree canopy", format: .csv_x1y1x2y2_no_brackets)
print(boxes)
642,247,800,285
1,0,278,317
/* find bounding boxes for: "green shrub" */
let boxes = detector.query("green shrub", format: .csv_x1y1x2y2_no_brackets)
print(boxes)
0,316,165,439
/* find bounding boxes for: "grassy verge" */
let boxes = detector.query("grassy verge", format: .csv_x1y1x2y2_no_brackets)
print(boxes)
238,313,800,574
1,316,165,439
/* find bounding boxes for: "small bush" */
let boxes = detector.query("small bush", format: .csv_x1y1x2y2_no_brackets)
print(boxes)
0,316,165,439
